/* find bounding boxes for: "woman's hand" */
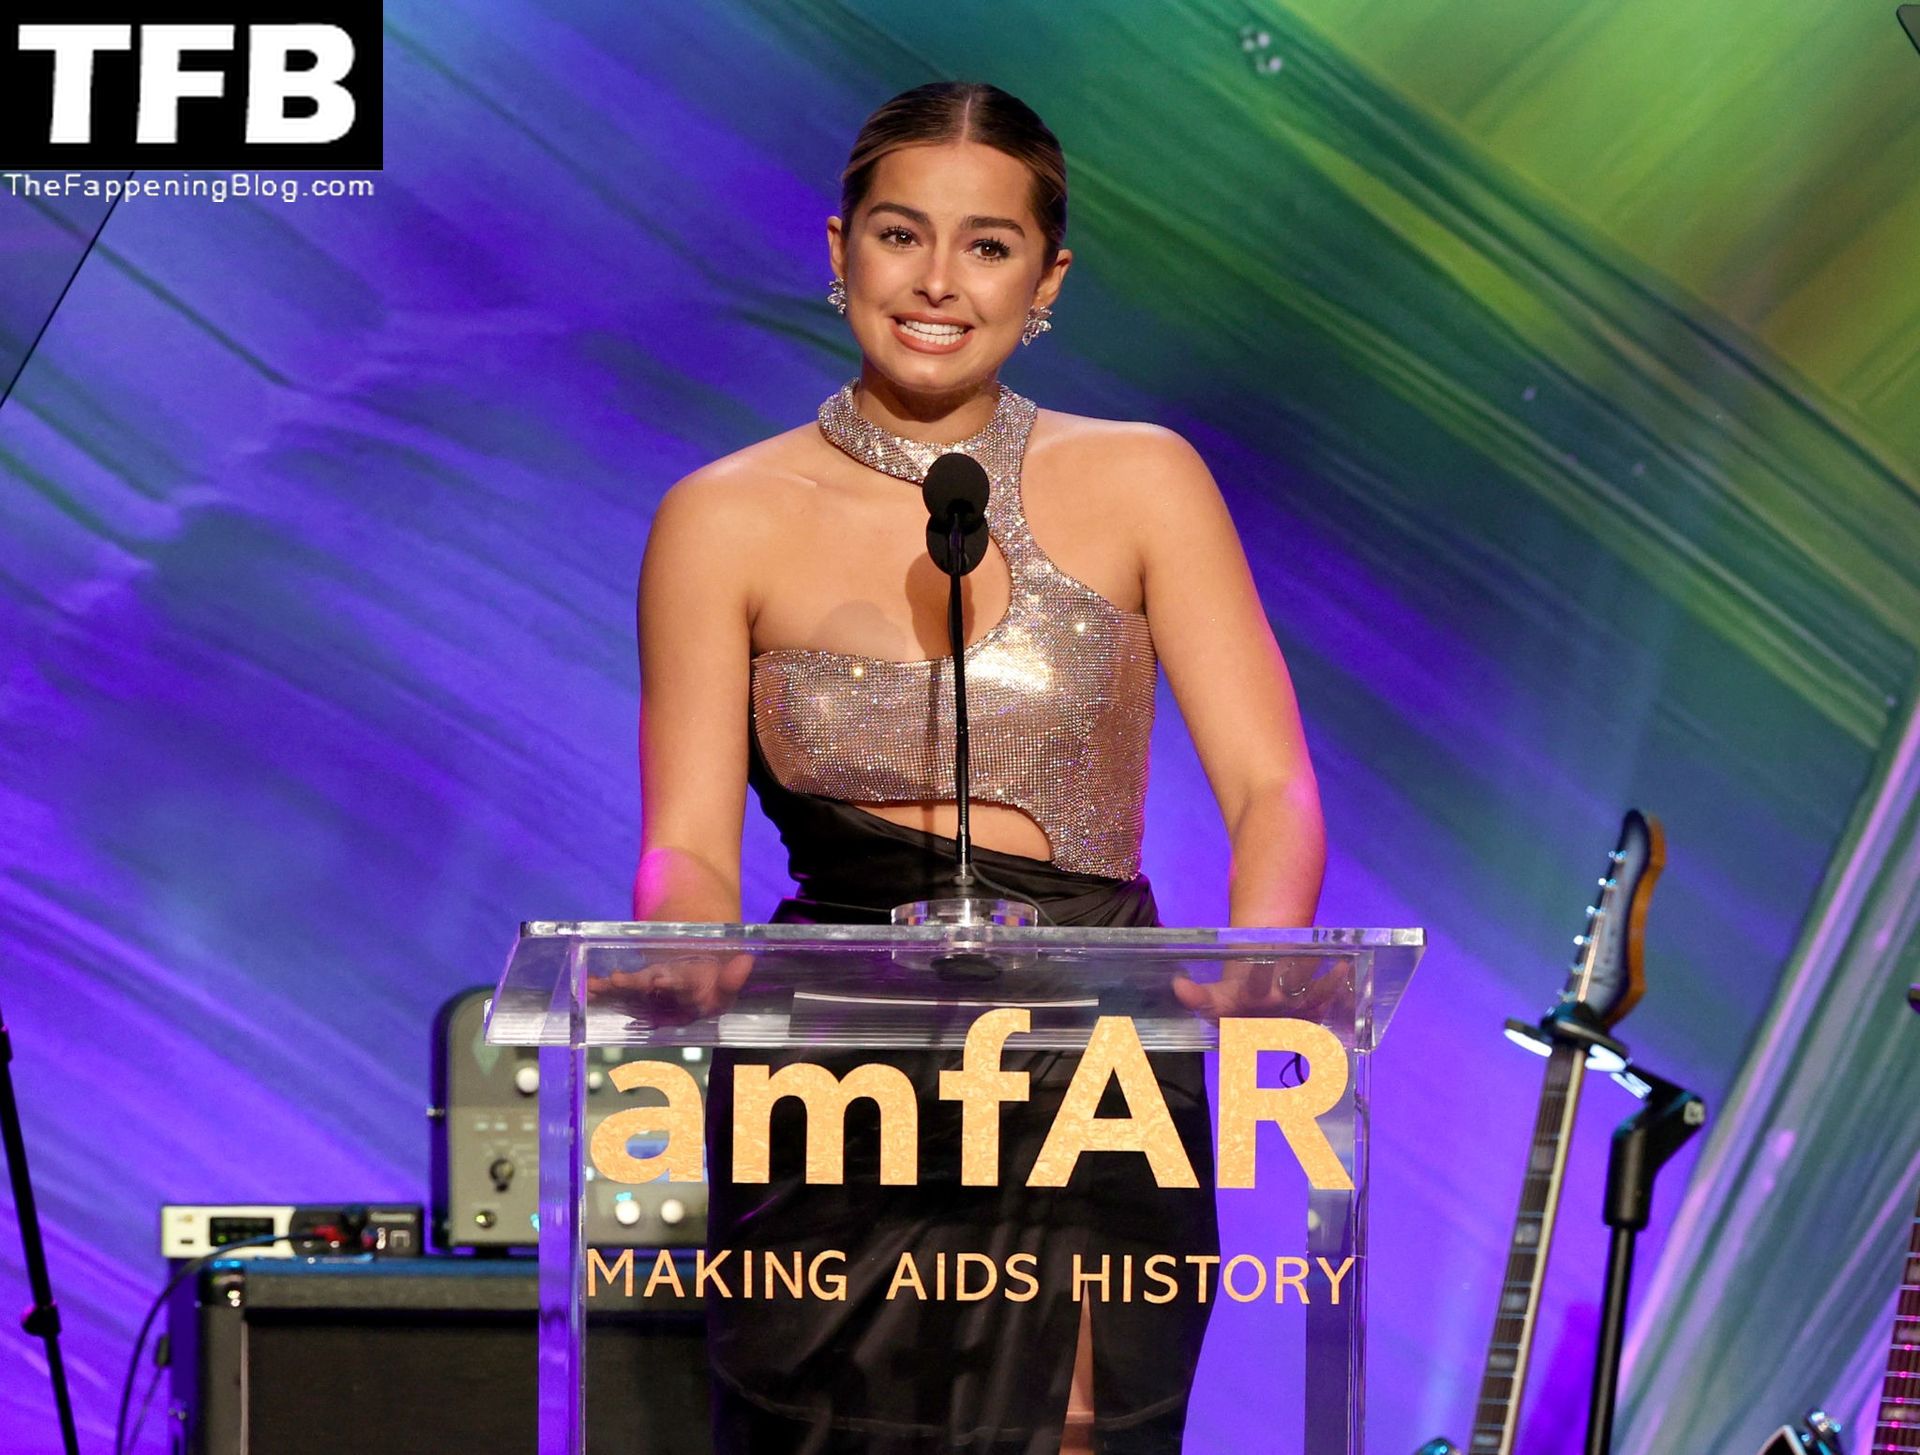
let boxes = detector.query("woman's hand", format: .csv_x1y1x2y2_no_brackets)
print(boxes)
1170,954,1351,1022
587,951,755,1027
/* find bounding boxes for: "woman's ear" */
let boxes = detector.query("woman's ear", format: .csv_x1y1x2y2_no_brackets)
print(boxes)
1035,246,1073,311
826,215,847,281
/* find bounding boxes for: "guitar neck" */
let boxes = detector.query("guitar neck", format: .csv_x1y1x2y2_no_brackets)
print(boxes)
1468,1040,1588,1455
1875,1188,1920,1454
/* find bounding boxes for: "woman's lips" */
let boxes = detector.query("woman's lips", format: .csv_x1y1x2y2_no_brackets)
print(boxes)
890,317,973,354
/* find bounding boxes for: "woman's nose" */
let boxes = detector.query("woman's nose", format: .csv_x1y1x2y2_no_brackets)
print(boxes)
915,254,958,306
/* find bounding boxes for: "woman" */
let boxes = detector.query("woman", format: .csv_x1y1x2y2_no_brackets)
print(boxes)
633,82,1324,1455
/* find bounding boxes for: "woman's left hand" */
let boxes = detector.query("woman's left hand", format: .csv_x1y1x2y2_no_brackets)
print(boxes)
1170,954,1350,1022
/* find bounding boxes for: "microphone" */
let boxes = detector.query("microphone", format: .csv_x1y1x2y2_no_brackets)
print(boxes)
922,453,990,575
890,449,1039,930
923,452,991,897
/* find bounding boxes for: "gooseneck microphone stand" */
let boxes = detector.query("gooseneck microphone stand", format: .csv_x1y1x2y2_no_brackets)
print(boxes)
1585,1066,1705,1455
0,995,82,1455
943,505,979,896
910,451,1042,924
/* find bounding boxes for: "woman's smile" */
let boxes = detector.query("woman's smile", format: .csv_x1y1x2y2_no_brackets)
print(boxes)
890,313,974,353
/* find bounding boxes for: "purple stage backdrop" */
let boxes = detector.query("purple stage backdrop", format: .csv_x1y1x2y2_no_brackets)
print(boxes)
3,2,1919,1453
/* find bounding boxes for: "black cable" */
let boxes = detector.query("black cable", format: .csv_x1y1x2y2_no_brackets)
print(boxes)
115,1233,287,1455
0,171,133,415
123,1337,169,1454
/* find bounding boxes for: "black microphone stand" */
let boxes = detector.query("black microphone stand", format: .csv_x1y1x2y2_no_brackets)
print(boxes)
0,995,82,1455
904,453,1037,937
944,512,978,897
1585,1066,1705,1455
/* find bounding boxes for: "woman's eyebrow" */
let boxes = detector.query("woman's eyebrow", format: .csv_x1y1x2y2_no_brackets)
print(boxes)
867,203,1026,235
869,202,932,226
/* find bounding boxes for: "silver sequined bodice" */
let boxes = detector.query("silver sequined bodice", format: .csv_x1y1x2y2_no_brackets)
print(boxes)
749,382,1156,879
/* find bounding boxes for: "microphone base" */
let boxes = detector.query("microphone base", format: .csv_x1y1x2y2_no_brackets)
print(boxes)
889,896,1042,979
890,896,1041,928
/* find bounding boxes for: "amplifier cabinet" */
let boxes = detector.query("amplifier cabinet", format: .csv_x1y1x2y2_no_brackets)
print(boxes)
430,986,711,1251
167,1255,708,1454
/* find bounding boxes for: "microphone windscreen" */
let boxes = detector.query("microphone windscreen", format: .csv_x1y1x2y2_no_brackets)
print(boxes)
922,452,989,526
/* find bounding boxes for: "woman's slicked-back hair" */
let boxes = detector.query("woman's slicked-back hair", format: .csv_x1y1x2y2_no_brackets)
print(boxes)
840,82,1068,263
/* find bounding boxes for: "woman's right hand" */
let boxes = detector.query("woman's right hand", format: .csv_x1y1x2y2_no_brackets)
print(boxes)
587,951,755,1027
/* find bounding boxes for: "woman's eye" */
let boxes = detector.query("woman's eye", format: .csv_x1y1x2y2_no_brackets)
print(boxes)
878,226,916,246
972,238,1012,261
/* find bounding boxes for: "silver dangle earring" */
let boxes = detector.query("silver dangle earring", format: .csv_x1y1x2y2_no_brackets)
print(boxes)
827,277,848,316
1020,305,1053,346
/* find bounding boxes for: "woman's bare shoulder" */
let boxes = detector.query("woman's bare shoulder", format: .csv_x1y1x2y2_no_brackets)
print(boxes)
1028,407,1217,505
658,424,823,515
648,424,840,558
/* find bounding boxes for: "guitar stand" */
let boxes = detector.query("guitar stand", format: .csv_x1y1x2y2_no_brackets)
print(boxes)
1504,1001,1632,1072
0,995,82,1455
1585,1066,1706,1455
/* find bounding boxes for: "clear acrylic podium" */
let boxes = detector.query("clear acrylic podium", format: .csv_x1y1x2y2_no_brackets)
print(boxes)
488,921,1422,1455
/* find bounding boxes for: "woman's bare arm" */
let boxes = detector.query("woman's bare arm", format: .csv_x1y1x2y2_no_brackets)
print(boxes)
1128,428,1326,927
633,467,759,922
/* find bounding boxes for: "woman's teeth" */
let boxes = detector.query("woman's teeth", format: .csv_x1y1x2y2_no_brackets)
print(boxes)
897,320,968,341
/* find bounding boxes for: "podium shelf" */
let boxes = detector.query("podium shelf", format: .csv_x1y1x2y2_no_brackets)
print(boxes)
486,921,1425,1052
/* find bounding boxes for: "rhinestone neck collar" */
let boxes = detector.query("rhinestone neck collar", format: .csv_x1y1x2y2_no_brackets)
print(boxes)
817,379,1028,484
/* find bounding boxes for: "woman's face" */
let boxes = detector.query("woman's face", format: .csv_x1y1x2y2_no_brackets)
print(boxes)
829,140,1070,401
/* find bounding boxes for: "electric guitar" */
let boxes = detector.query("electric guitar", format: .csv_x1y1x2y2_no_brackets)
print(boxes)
1846,980,1920,1455
1749,985,1920,1454
1422,810,1665,1455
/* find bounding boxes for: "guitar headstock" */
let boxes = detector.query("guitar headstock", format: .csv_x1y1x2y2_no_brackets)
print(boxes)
1556,810,1665,1030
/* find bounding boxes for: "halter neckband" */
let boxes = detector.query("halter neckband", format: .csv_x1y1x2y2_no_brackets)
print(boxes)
816,380,1030,484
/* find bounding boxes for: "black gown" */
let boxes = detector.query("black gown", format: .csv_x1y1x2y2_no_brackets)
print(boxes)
700,743,1219,1454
